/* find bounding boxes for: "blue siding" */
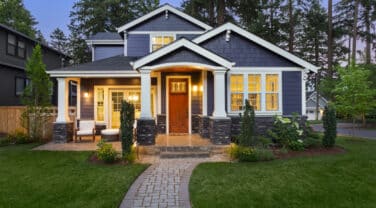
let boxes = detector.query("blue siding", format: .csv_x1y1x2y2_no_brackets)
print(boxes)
129,13,205,31
127,34,149,57
176,34,199,40
94,46,123,61
201,32,299,67
283,71,302,115
149,48,219,66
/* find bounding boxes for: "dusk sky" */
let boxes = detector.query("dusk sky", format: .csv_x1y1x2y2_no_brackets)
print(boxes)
24,0,334,42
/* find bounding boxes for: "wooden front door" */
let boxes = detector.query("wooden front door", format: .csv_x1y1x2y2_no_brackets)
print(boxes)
168,78,189,134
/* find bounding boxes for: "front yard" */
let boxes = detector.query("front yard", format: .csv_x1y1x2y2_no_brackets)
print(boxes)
0,144,147,208
190,136,376,208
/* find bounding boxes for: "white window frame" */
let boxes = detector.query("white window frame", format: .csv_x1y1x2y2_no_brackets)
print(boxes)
149,33,176,52
227,71,282,116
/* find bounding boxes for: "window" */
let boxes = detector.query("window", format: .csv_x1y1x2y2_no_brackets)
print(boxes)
7,33,26,58
266,74,279,111
151,34,174,51
69,81,77,106
96,88,104,122
15,77,27,96
248,74,261,110
229,73,281,113
230,75,244,111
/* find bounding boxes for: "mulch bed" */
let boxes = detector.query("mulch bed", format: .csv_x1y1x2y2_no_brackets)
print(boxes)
88,153,129,165
273,146,346,160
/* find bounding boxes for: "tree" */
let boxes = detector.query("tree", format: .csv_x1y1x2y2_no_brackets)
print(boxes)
237,100,256,147
322,104,336,148
120,100,135,160
327,0,333,79
352,0,360,63
68,27,90,64
334,64,376,126
359,0,376,64
0,0,38,38
21,45,52,141
50,28,69,55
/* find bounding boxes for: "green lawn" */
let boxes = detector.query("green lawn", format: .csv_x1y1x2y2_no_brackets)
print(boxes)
0,144,148,208
190,137,376,208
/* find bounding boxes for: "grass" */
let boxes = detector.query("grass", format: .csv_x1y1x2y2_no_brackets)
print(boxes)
0,144,148,208
190,136,376,208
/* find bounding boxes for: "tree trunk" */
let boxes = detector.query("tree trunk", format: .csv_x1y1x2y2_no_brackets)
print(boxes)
327,0,333,78
288,0,294,53
364,3,371,64
208,0,215,26
217,0,225,25
352,0,359,64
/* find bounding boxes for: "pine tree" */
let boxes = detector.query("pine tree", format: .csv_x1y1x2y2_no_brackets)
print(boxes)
120,100,135,158
50,28,69,55
238,100,256,147
322,104,336,148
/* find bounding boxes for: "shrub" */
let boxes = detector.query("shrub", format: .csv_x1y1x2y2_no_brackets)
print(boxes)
237,100,257,146
258,136,272,148
123,146,137,163
230,145,275,162
7,129,32,144
288,139,305,151
120,100,135,157
303,137,321,148
96,140,118,163
228,143,240,160
0,137,11,147
267,115,303,148
322,104,337,148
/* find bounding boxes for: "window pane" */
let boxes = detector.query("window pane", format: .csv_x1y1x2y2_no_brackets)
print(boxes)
17,47,25,58
266,93,278,111
96,88,104,121
15,78,24,95
8,34,15,44
230,75,243,93
163,36,174,44
231,93,243,111
266,74,278,92
152,44,162,51
152,36,163,44
248,93,261,110
7,45,16,55
248,74,261,92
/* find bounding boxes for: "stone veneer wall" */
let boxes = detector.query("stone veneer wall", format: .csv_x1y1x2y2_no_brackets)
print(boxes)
209,118,232,144
191,114,201,133
136,119,156,145
198,116,210,138
53,122,74,143
156,114,166,134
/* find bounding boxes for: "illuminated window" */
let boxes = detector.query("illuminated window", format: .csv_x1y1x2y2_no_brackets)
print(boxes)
230,74,244,111
248,74,261,110
151,35,174,51
266,74,279,111
96,88,104,121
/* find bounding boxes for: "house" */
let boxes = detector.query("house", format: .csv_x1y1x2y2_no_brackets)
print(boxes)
306,91,328,120
0,23,70,106
47,4,319,144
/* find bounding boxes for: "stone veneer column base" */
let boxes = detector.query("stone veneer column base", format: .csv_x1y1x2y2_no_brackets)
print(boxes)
53,122,74,143
198,115,210,138
136,119,156,145
209,117,231,144
156,114,166,134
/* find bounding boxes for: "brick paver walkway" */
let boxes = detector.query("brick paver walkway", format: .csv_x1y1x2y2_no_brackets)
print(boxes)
120,156,227,208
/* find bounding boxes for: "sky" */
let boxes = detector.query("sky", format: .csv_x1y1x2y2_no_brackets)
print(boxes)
24,0,335,41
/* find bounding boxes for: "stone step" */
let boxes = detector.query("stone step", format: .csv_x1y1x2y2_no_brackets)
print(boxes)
158,146,211,152
160,151,210,159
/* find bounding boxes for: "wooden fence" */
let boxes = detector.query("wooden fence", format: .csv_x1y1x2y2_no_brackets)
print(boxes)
0,106,76,139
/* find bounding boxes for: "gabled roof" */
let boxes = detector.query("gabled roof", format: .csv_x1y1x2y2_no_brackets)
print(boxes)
117,4,212,33
193,23,320,72
88,32,122,40
132,38,234,69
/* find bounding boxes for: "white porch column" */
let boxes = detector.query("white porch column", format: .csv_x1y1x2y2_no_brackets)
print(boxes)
75,78,81,119
202,70,207,116
56,77,70,122
140,70,152,119
212,70,227,118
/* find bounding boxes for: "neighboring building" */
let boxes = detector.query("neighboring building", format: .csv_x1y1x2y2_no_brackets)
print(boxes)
306,91,328,120
0,23,70,106
47,4,319,144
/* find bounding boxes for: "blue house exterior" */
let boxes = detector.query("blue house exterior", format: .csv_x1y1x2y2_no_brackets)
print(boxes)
47,4,318,145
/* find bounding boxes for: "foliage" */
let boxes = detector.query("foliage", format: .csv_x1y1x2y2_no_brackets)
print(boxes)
50,28,69,55
0,137,11,147
322,104,337,148
304,137,321,148
96,140,118,163
123,146,137,164
229,144,275,162
67,28,91,64
0,0,38,38
268,115,304,150
334,64,376,125
120,100,135,158
21,45,52,141
6,128,32,144
288,139,305,151
237,100,257,146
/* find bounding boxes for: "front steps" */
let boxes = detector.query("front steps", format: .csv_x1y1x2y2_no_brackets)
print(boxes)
138,145,229,159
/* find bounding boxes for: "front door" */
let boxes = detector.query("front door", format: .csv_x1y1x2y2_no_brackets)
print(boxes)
169,78,189,134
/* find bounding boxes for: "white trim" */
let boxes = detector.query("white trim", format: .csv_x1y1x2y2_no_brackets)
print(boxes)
157,72,162,114
48,71,140,78
202,71,207,116
212,71,227,118
166,75,192,134
301,71,306,116
143,62,226,71
86,40,124,45
56,78,70,123
193,23,319,72
133,39,234,69
124,37,128,56
149,33,176,53
231,67,304,72
91,46,95,62
117,4,212,33
128,31,204,35
227,71,283,115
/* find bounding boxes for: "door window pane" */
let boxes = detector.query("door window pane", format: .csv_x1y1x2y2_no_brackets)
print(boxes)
96,88,104,121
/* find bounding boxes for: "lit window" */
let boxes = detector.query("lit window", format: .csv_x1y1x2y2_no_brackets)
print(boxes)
266,74,279,111
230,74,244,111
248,74,261,110
151,35,174,51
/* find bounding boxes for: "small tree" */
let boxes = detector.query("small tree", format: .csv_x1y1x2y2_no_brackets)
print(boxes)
21,45,52,141
120,100,135,157
238,99,256,146
322,104,336,148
